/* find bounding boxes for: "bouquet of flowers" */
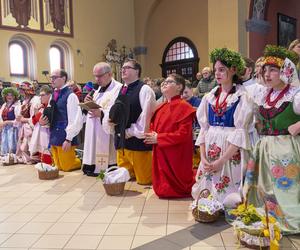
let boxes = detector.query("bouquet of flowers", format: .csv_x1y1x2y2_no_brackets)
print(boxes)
192,189,222,223
229,188,281,250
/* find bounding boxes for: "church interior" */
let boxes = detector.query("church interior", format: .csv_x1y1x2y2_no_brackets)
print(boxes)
0,0,299,249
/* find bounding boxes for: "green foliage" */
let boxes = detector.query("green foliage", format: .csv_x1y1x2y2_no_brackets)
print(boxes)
230,203,262,225
1,87,20,100
264,44,299,65
210,48,246,76
96,170,105,181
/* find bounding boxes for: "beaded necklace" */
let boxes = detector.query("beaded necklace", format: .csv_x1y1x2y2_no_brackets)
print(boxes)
212,86,233,116
266,84,290,107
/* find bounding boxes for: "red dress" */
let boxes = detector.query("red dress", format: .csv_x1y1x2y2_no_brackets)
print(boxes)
151,96,196,198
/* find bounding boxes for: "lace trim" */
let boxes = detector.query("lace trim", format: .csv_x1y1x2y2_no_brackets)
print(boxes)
206,84,246,107
256,85,300,108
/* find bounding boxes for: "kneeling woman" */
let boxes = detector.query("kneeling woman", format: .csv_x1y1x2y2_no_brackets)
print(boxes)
144,74,195,198
244,45,300,234
0,87,21,163
192,48,254,205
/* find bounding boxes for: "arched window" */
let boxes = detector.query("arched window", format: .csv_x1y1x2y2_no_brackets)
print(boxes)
9,41,27,76
161,37,199,81
49,45,64,72
9,34,37,80
49,40,73,77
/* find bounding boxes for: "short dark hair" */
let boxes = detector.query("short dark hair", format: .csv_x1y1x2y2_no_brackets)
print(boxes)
185,82,193,89
169,73,185,95
40,85,52,95
60,70,68,83
124,58,142,77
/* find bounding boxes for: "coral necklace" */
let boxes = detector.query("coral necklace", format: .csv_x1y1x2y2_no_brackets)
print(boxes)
266,84,290,107
212,86,232,116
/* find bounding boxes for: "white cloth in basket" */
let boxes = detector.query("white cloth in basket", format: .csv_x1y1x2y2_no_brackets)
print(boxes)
104,167,130,184
35,163,57,172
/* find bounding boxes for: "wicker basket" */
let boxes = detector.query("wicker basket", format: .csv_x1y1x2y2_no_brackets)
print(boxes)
192,189,220,223
2,153,16,166
235,186,273,249
38,169,59,180
103,182,125,196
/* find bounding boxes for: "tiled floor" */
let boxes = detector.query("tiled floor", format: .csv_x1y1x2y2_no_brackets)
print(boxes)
0,165,298,250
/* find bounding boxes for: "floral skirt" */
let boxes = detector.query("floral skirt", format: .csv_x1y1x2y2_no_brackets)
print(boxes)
192,127,248,203
244,135,300,235
1,125,18,155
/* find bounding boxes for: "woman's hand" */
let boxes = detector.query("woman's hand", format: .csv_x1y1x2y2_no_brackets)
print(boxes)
209,158,225,173
288,121,300,136
16,115,22,122
144,131,158,144
201,157,212,172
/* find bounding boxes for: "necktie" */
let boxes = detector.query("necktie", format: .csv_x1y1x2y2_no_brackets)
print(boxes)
53,89,60,101
121,85,128,95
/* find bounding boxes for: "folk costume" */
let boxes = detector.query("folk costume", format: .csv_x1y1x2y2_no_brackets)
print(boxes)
49,85,83,171
192,48,254,204
82,79,122,175
15,82,40,164
113,80,156,185
244,45,300,234
0,88,20,161
151,95,196,198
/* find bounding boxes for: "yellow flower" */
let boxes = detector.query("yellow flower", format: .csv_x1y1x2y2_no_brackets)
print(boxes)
285,164,300,179
275,231,281,241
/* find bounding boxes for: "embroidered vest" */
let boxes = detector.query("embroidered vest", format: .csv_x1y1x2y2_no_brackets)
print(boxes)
259,102,300,136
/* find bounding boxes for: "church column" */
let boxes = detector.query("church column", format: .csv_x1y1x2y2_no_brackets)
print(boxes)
207,0,249,58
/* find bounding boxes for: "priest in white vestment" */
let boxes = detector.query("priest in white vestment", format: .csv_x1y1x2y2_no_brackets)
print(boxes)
82,62,122,176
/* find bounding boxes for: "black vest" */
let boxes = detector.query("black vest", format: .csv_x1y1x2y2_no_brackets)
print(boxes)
115,80,152,151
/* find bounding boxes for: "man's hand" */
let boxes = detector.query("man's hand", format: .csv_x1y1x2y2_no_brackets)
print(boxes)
39,115,49,126
62,140,71,152
88,109,102,118
108,119,116,127
84,94,93,103
144,132,158,144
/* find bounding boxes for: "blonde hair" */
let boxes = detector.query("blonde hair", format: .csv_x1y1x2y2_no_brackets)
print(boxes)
288,39,300,51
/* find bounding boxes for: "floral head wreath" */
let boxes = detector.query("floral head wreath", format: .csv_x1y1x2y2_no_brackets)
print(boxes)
262,45,299,68
1,87,20,100
262,45,300,86
19,81,35,96
210,48,245,76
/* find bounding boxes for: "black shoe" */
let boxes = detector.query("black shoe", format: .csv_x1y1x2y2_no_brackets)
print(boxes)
86,171,99,177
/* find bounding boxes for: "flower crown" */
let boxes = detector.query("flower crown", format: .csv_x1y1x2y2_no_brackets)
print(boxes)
210,48,245,76
2,87,20,99
263,45,299,68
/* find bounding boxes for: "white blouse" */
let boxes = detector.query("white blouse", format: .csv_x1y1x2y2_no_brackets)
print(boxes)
195,84,254,150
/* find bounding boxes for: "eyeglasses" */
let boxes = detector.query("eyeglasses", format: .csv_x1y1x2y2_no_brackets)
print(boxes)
121,66,136,71
40,93,48,97
50,75,61,80
94,72,108,78
162,80,176,86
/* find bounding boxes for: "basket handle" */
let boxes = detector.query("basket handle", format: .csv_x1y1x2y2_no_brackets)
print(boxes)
195,188,210,206
244,185,270,230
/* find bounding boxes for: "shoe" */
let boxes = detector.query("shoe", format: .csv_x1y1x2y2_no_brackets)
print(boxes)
86,171,98,177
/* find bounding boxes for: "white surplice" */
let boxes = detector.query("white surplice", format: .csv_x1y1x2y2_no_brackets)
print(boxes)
82,79,122,173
